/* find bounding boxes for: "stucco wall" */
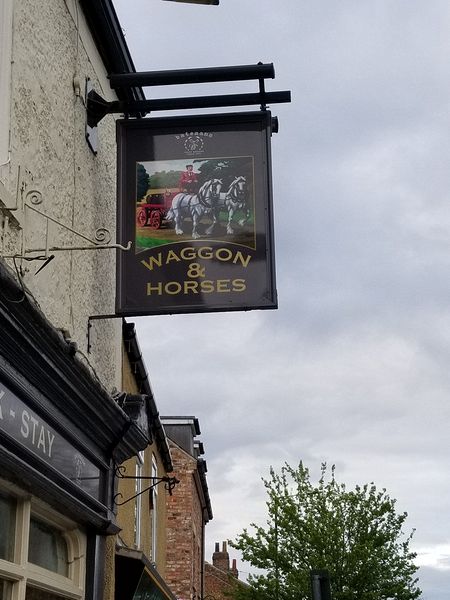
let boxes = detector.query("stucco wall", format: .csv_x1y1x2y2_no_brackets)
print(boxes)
118,346,170,576
0,0,122,391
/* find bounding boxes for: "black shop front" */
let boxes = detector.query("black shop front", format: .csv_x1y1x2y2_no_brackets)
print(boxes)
0,261,148,600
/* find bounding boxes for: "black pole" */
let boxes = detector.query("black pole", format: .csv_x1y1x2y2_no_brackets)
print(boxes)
107,91,290,113
109,63,275,88
310,570,332,600
87,90,291,127
274,498,279,600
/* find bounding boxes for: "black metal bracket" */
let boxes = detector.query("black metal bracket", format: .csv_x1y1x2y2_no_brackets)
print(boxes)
87,62,291,128
113,464,180,506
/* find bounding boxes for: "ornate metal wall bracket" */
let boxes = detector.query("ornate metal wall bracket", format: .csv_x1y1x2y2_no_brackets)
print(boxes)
1,200,132,261
113,463,180,506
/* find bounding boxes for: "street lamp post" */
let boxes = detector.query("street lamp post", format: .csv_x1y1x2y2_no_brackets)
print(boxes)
310,570,332,600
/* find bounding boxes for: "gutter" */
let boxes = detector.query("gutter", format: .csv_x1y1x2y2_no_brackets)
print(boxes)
123,321,173,472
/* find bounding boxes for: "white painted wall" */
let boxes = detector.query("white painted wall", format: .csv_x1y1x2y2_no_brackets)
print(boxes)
0,0,124,392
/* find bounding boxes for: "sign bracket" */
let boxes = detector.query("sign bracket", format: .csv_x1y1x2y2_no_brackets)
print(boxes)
87,62,291,128
113,463,180,506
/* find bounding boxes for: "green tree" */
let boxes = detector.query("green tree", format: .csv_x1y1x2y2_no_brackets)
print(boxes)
148,170,180,189
231,462,421,600
136,163,150,201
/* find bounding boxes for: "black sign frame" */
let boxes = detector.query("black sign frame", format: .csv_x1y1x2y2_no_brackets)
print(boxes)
116,111,277,316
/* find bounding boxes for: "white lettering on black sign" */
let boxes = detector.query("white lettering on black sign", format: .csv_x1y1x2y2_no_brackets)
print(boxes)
0,381,101,500
20,410,55,458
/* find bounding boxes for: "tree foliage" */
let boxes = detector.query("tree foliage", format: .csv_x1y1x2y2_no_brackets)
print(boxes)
136,163,151,201
196,157,253,189
231,462,421,600
148,169,180,190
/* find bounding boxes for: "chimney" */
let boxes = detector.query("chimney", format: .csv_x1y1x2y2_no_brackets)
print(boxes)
212,541,230,572
230,558,238,578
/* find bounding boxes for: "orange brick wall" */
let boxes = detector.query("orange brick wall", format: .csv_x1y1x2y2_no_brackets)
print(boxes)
165,442,204,600
204,543,246,600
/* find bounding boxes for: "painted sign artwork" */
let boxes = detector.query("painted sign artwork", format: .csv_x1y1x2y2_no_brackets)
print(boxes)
116,112,277,316
135,157,255,252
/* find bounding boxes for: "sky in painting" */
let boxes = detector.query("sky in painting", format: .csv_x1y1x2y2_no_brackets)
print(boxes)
112,2,450,598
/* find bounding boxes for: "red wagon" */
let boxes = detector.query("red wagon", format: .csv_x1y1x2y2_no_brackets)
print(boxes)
136,188,178,229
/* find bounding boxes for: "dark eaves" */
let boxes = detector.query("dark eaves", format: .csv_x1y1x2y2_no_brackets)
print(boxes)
123,321,173,472
78,0,145,103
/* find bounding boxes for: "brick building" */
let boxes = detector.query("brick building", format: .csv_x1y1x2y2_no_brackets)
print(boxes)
205,541,247,600
162,417,213,600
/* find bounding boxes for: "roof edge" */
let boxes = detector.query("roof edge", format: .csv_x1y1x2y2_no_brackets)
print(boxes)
123,321,173,472
78,0,145,102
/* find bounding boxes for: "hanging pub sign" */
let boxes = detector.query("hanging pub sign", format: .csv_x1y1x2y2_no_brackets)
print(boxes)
116,111,277,316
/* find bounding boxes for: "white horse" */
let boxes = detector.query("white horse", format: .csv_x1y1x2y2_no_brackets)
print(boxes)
222,176,249,234
166,179,222,239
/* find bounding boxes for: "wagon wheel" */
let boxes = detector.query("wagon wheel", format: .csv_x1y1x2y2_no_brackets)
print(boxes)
136,207,148,227
149,210,162,229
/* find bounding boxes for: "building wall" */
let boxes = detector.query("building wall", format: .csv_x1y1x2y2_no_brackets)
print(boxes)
1,0,122,389
115,444,170,577
0,3,141,600
117,343,170,577
165,442,204,600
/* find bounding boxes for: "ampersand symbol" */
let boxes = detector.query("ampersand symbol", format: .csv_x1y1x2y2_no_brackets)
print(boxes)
187,263,206,278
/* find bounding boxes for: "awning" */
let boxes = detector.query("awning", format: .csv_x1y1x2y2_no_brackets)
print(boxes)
115,548,177,600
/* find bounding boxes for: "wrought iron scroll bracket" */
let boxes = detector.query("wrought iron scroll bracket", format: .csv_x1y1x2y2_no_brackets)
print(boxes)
1,200,132,261
113,463,180,506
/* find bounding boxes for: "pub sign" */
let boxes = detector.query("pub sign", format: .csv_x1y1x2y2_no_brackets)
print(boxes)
116,111,277,316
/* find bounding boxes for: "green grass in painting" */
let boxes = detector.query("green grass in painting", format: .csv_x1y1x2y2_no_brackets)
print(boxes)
136,236,172,249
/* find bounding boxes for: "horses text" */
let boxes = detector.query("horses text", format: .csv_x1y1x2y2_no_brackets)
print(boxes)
142,246,251,297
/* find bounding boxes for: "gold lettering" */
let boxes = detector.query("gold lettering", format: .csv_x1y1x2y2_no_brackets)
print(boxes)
147,282,163,295
184,281,199,294
180,247,197,260
216,248,233,262
198,246,213,260
232,278,246,292
145,278,247,295
141,247,252,271
166,281,182,295
200,280,215,293
216,279,232,293
141,255,162,271
233,251,251,268
166,250,181,264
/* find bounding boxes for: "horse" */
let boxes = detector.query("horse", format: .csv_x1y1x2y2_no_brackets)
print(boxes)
222,176,249,235
166,179,222,239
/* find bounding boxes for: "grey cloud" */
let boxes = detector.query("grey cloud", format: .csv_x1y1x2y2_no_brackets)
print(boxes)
117,2,450,597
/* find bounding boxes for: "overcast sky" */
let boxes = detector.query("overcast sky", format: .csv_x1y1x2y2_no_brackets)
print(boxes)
112,2,450,598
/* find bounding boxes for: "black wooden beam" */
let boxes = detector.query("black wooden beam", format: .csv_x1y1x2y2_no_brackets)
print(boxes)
109,63,275,88
87,89,291,127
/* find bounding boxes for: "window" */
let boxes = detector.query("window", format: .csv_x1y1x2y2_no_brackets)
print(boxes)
135,451,144,549
28,518,69,576
0,484,86,600
0,493,15,561
0,579,12,600
150,455,158,562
